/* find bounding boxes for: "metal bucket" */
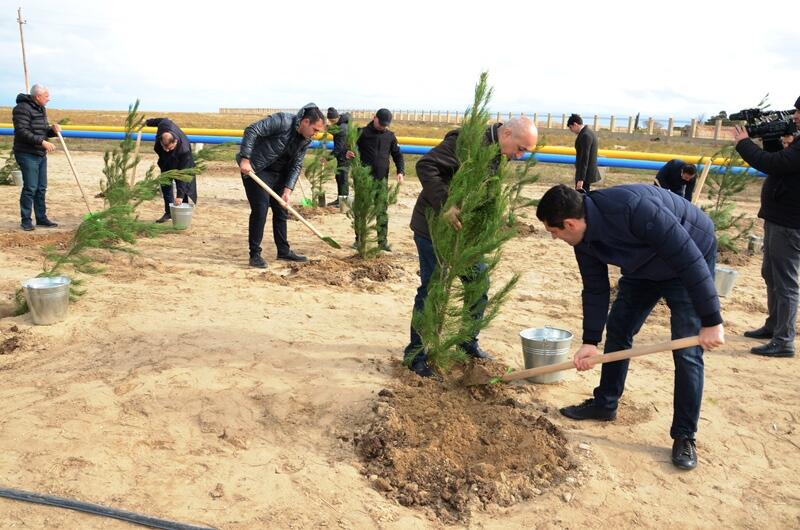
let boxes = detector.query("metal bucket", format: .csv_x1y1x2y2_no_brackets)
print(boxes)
519,327,573,384
714,266,738,297
747,234,763,255
11,170,23,186
21,276,71,325
169,203,193,230
338,195,352,214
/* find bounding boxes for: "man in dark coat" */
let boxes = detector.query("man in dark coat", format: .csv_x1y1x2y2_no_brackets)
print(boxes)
326,107,351,206
237,104,326,268
404,116,538,376
12,84,61,231
734,96,800,358
567,113,601,192
355,108,405,251
655,159,697,202
536,184,726,471
144,118,197,223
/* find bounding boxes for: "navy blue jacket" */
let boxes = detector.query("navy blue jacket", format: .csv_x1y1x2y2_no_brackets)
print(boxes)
145,118,197,203
655,159,695,202
575,185,721,344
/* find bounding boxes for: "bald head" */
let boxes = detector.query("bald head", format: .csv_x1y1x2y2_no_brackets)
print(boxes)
497,116,538,160
160,132,177,151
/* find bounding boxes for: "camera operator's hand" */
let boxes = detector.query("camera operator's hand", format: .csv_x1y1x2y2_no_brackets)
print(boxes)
733,125,750,144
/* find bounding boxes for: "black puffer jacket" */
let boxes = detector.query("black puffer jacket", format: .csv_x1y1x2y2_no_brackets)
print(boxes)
145,118,197,203
330,113,351,165
736,138,800,228
12,93,55,156
236,103,318,190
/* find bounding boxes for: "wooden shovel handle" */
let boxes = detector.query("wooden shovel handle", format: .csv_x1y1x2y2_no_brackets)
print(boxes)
55,131,92,214
502,336,700,383
246,171,326,240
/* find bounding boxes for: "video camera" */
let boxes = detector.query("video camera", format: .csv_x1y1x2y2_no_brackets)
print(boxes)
730,107,797,152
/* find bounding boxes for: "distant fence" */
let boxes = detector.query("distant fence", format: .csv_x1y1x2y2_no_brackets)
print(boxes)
218,107,736,141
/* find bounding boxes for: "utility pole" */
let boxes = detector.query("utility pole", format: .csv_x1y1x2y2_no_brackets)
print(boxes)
17,7,29,93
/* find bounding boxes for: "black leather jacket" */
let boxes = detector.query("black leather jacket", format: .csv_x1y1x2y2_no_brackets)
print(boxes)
12,93,55,157
237,103,318,190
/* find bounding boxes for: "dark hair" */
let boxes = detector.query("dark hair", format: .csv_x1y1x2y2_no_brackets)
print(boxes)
536,184,585,228
682,164,697,176
567,113,583,127
327,107,339,120
301,106,325,124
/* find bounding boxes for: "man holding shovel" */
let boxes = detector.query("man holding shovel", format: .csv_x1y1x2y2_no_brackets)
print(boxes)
536,184,725,470
237,104,326,268
145,118,197,223
12,84,60,231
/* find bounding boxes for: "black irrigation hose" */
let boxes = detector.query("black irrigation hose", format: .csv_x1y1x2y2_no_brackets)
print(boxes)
0,487,218,530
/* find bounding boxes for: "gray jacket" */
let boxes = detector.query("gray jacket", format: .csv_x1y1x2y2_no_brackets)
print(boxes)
237,103,318,190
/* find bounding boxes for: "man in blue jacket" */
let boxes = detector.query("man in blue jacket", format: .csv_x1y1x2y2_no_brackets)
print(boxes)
655,159,697,202
237,104,326,268
734,96,800,358
536,184,725,470
144,118,197,223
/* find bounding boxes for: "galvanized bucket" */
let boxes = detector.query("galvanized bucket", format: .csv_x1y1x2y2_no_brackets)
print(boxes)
519,326,573,384
714,266,738,297
169,203,193,230
747,234,763,255
21,276,71,325
11,170,23,186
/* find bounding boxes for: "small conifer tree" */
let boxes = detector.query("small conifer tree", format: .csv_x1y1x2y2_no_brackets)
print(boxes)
701,146,755,252
304,138,335,207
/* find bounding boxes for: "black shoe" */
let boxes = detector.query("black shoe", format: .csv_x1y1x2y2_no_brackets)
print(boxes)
36,218,58,228
379,242,392,252
155,213,171,224
409,355,434,378
464,345,495,361
20,222,35,231
750,340,795,358
744,326,773,340
671,436,698,470
249,255,267,269
329,199,340,207
559,399,617,421
277,250,308,263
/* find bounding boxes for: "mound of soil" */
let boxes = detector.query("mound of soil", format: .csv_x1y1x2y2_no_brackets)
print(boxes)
287,255,405,287
717,249,751,267
0,231,72,250
1,325,24,355
354,366,572,523
515,221,538,237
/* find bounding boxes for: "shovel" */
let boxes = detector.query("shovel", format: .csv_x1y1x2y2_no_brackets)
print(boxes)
55,131,93,215
246,170,341,249
467,336,700,385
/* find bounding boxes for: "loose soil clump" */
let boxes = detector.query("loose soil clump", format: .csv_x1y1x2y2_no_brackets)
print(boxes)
287,255,406,287
354,364,572,523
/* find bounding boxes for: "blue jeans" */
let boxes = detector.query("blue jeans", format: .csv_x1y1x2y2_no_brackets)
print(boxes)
593,252,715,439
404,234,488,363
15,152,48,224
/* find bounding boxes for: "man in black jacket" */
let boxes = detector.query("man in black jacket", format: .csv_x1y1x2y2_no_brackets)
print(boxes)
355,109,405,251
326,107,350,206
237,104,326,268
144,118,197,223
734,96,800,358
567,114,601,192
404,116,538,376
655,159,697,202
12,84,61,231
536,184,725,470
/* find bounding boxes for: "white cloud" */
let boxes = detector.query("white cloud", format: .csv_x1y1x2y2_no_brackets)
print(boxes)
1,0,798,119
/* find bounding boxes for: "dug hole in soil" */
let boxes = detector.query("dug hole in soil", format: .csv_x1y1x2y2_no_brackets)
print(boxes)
353,361,573,524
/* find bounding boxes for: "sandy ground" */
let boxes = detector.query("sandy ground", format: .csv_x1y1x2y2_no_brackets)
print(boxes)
0,151,798,529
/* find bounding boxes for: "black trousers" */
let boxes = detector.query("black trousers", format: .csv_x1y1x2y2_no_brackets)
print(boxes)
242,173,290,257
334,161,349,198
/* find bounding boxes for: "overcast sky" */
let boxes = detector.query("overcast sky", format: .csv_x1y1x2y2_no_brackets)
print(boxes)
0,0,797,121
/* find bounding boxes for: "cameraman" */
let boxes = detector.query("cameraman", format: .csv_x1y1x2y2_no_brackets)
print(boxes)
733,96,800,358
